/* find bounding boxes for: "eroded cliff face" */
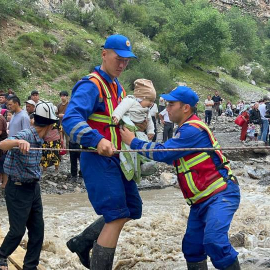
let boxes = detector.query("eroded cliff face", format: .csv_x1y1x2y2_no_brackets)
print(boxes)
36,0,95,13
210,0,270,19
37,0,270,19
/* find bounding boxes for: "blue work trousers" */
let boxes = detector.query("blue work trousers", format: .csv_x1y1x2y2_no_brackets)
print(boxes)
80,152,142,223
182,181,240,269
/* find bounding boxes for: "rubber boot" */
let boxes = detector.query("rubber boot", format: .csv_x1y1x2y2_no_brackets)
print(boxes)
187,260,208,270
224,257,241,270
66,217,105,269
90,241,115,270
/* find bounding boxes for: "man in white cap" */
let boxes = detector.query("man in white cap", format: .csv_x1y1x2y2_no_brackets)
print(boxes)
63,34,140,269
0,101,58,270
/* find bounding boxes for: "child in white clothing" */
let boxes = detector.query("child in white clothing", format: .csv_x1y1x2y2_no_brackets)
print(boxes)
112,79,157,183
112,79,156,140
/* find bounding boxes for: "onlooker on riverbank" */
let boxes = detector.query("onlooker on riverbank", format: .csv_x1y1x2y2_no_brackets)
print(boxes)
240,106,250,141
258,97,270,145
30,90,40,104
0,113,7,189
212,91,222,119
40,120,63,175
8,96,30,137
0,101,58,270
249,102,262,141
25,100,36,125
204,95,214,125
159,108,173,142
225,101,233,117
57,91,69,150
0,93,8,110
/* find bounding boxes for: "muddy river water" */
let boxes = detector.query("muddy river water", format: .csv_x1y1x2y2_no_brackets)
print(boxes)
1,184,270,269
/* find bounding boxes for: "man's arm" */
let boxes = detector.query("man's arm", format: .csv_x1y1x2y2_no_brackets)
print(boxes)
62,81,103,148
120,124,207,163
0,139,30,154
62,80,115,156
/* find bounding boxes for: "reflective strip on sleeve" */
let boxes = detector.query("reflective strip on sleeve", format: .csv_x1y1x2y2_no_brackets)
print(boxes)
148,142,157,159
141,143,148,157
76,127,93,144
70,121,89,142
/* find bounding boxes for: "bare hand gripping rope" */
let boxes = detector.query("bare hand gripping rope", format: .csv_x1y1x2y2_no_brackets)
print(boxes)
13,146,270,153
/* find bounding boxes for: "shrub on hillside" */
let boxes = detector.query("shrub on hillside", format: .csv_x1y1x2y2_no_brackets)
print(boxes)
0,0,20,19
250,67,265,84
62,0,81,23
120,59,174,93
0,52,21,88
63,38,85,59
231,68,247,80
90,9,116,36
220,81,237,96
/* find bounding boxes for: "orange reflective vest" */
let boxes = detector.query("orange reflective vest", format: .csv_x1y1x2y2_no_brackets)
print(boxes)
86,72,126,150
173,116,233,205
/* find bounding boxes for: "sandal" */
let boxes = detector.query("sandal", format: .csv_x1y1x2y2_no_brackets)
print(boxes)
0,256,8,270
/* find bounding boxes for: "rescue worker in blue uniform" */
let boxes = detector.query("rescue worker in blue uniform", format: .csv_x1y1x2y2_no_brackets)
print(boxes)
120,86,241,270
62,35,142,270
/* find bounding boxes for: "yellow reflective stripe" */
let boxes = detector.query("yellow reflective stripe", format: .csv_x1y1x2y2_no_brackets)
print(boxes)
186,119,232,170
88,73,119,148
185,152,209,167
110,125,118,149
186,120,217,143
180,157,200,194
88,114,112,124
89,73,111,99
187,177,226,204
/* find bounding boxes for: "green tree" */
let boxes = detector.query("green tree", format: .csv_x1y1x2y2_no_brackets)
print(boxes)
225,7,261,61
156,0,231,64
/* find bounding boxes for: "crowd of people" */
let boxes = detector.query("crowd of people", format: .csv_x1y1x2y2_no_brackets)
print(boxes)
203,92,270,145
0,89,83,192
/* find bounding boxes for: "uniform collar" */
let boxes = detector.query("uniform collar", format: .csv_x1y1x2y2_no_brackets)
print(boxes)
94,66,115,84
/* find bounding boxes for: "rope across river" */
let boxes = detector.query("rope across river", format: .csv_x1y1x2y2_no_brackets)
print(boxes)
13,146,270,153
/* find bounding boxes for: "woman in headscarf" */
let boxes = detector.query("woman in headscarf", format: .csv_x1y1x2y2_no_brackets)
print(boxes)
240,105,250,141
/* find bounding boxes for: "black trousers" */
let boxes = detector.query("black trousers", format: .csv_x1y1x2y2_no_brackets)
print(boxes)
205,110,212,125
151,116,157,142
163,122,174,142
69,141,81,177
0,180,44,270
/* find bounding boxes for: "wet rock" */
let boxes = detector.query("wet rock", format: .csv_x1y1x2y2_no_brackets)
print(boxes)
74,187,81,193
230,231,245,247
230,161,244,170
160,172,177,186
46,180,58,187
259,259,270,268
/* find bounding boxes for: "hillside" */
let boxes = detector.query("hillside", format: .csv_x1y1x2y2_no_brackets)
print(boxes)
0,0,269,109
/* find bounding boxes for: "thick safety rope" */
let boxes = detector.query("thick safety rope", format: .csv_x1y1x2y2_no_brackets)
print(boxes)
13,146,270,153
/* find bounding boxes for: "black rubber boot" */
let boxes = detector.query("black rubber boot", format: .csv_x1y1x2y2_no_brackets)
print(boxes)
187,260,208,270
90,241,115,270
224,257,241,270
66,217,105,269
